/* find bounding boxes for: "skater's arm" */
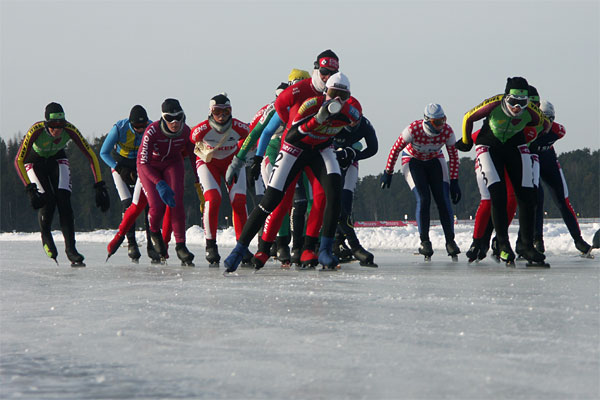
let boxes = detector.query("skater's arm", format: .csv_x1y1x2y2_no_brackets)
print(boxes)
14,123,44,185
99,124,120,169
354,117,378,162
65,123,103,183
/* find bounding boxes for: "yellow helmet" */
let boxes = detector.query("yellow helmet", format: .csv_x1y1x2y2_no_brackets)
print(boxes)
288,68,310,84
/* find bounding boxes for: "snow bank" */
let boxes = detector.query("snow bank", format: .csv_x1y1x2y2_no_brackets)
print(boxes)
2,221,598,256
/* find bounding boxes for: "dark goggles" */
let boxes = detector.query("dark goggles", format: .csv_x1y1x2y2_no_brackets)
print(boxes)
131,121,148,130
506,95,528,108
319,67,337,76
46,120,66,129
426,116,447,128
211,106,232,118
162,111,184,122
326,87,350,101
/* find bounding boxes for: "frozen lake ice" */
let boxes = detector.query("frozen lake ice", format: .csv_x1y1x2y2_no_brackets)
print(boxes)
1,227,599,399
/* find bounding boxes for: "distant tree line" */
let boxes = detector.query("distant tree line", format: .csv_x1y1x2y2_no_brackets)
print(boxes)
1,134,598,233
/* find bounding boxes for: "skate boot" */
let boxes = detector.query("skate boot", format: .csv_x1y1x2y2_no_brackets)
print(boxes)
515,237,526,260
496,240,516,266
574,237,593,258
106,233,125,261
41,231,58,264
149,231,168,262
252,251,270,271
299,249,318,270
478,241,490,261
224,242,248,273
290,247,301,266
276,236,291,267
147,245,161,264
445,240,460,262
205,239,221,268
490,237,501,263
466,239,481,263
418,240,433,261
533,237,545,254
351,245,377,267
333,234,353,263
520,246,549,268
175,242,195,266
269,242,277,258
65,246,85,267
240,248,255,268
128,241,141,263
318,237,339,270
593,230,600,249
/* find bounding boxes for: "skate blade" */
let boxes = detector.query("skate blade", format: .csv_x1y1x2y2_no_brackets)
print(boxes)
450,256,458,262
413,252,433,261
526,262,551,268
580,251,594,259
131,258,140,264
181,261,195,267
208,262,220,268
280,262,291,269
296,264,316,271
71,262,86,268
359,262,378,268
319,264,340,271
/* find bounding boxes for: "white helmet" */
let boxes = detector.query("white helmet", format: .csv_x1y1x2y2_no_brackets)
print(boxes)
325,72,351,93
540,100,555,122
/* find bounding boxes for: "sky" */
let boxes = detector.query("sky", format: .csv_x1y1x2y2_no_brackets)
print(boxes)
1,0,598,177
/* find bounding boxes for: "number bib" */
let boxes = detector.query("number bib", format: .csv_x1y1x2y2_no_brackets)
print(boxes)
268,142,303,191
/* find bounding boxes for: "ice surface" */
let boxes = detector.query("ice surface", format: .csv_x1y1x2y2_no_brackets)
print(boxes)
1,223,599,399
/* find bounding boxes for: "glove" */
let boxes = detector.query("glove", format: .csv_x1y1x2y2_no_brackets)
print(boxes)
115,162,137,186
249,155,263,181
156,180,175,207
25,183,46,209
94,181,110,212
226,156,245,186
194,182,205,214
380,170,393,189
450,179,462,204
454,140,473,152
314,100,336,124
335,147,357,170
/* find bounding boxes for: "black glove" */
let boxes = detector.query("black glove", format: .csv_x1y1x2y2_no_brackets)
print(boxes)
450,179,461,204
335,147,356,170
115,162,137,186
25,183,46,209
380,171,393,189
94,181,110,212
454,140,473,152
249,155,263,181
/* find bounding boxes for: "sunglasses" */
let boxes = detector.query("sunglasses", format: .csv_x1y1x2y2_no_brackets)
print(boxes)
162,112,184,123
211,107,231,118
131,122,148,130
506,95,529,108
326,87,350,101
427,116,447,128
319,67,337,76
46,121,66,129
